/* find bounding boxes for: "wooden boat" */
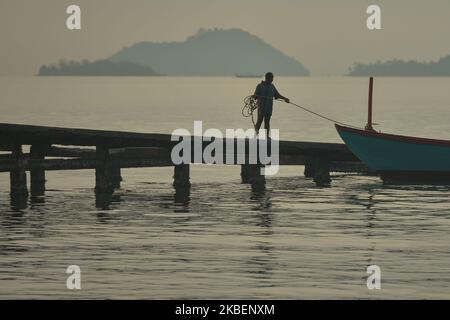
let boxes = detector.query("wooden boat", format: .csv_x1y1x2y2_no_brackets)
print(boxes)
335,78,450,184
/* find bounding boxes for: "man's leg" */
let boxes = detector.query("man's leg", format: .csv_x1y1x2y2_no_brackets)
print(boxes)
264,117,271,138
254,108,263,135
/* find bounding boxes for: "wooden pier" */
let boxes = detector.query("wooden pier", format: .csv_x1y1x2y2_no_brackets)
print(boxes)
0,123,374,199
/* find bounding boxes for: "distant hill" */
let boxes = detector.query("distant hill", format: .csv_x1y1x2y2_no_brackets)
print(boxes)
38,59,160,76
110,28,310,76
348,55,450,76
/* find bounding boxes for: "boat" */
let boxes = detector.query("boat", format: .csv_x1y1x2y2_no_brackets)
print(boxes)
235,74,262,78
335,77,450,184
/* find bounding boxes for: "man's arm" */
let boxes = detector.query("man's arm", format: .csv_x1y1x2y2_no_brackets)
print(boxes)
273,86,290,103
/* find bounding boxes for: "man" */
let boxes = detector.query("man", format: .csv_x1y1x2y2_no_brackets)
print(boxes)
253,72,289,137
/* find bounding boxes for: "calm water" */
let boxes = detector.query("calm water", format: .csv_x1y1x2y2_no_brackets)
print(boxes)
1,76,450,299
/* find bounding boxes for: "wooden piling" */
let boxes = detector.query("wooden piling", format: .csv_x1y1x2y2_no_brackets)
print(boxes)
241,164,265,184
10,144,28,196
304,158,315,178
313,157,331,186
95,146,114,193
241,164,251,183
110,166,122,189
173,164,191,188
251,164,266,184
30,145,47,196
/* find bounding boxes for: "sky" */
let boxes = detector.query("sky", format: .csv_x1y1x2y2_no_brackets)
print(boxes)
1,0,450,76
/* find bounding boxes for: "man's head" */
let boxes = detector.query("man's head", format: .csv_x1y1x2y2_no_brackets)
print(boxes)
265,72,274,84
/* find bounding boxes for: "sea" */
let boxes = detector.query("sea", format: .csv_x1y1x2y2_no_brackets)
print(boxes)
1,76,450,299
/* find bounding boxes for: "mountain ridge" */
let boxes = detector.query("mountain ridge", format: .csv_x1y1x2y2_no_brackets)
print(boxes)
109,28,310,76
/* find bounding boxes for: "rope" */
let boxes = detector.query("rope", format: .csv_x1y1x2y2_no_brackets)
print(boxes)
242,94,363,130
241,95,259,126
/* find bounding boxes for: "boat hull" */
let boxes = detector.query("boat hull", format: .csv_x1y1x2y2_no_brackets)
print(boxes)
335,124,450,183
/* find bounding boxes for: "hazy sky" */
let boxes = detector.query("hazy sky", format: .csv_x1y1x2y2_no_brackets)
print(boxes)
1,0,450,75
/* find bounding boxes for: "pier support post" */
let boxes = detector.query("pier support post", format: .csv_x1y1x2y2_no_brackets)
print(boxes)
30,145,46,196
95,146,114,193
304,158,315,178
173,164,191,188
241,164,251,183
241,164,265,184
110,167,122,189
10,144,28,196
313,157,331,186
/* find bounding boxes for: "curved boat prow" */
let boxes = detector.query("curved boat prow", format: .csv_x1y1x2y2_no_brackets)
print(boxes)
335,78,450,184
335,123,450,184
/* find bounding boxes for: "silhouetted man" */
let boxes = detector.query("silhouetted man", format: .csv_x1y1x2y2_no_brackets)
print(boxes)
253,72,289,137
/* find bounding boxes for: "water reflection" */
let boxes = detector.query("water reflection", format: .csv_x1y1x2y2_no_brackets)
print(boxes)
244,242,276,282
1,208,27,228
247,181,275,281
3,174,450,299
250,181,272,212
96,210,114,224
30,195,45,207
365,188,377,267
174,186,190,212
95,191,122,210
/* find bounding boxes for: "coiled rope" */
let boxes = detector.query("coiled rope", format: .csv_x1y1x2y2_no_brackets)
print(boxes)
242,95,363,130
241,95,259,126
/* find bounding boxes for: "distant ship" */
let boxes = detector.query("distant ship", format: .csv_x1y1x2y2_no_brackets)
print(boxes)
235,74,262,78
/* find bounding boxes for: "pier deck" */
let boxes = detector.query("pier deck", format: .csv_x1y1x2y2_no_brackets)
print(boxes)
0,123,373,197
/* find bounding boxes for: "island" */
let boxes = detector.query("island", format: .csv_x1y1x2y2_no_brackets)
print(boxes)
347,55,450,77
38,59,160,76
38,28,310,77
109,28,310,76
